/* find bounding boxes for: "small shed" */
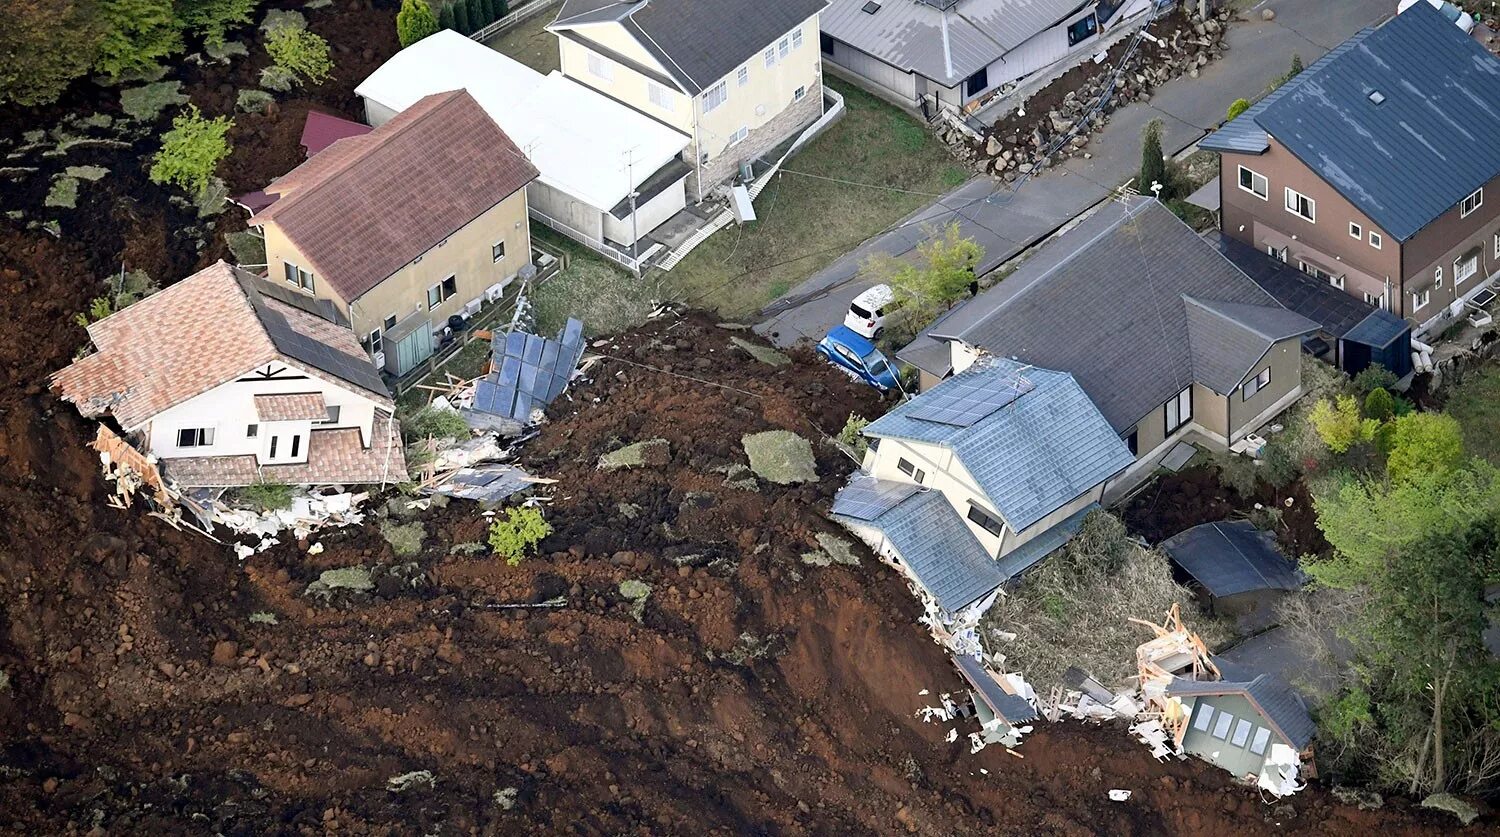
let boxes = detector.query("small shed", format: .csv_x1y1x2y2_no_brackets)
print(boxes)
1161,520,1302,631
1340,309,1414,380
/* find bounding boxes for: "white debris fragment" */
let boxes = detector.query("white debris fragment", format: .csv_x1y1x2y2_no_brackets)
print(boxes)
918,688,930,696
945,729,958,743
214,490,370,555
1109,790,1132,802
1257,744,1305,797
307,542,324,555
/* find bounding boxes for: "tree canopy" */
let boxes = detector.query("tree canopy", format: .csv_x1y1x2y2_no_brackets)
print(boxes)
396,0,439,47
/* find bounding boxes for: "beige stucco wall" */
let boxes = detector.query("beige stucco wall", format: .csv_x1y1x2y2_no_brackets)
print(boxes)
263,191,531,343
868,436,1009,556
1227,338,1301,436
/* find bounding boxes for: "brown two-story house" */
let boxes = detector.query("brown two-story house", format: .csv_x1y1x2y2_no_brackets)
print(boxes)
1203,1,1500,334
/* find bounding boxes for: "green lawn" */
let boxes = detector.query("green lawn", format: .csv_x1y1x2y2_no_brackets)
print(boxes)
1443,364,1500,466
483,7,559,73
656,78,969,319
530,226,656,337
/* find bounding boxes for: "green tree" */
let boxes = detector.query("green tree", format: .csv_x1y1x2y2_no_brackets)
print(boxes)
94,0,183,80
451,0,471,34
175,0,259,48
437,0,456,32
396,0,439,46
1364,387,1395,422
488,507,551,565
1226,98,1250,121
148,104,232,193
1309,394,1375,454
1386,411,1464,484
469,0,490,28
1138,118,1168,199
1288,53,1304,79
266,25,332,84
0,0,102,106
862,222,983,326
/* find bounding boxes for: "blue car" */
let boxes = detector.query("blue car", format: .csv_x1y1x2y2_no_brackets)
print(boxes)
817,326,901,391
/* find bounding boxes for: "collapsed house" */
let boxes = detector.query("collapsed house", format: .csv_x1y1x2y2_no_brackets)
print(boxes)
1160,520,1305,633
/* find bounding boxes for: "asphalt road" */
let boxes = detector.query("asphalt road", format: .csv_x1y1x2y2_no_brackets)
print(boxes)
755,0,1393,348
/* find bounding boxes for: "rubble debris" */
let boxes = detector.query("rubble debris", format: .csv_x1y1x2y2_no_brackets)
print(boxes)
741,430,817,484
1108,790,1132,802
619,579,651,622
493,787,520,811
464,318,587,428
209,489,370,554
598,439,670,471
386,770,436,793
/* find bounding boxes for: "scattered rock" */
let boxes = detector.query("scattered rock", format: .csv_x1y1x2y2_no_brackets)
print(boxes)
386,770,436,793
211,640,239,667
1420,793,1478,826
741,431,817,485
598,438,670,470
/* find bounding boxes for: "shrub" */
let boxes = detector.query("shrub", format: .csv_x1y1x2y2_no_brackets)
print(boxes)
1364,387,1396,422
266,26,333,85
94,0,184,82
258,65,298,92
149,105,232,193
1226,98,1250,121
119,80,189,122
1386,412,1464,484
1139,118,1169,199
1351,365,1398,394
260,8,306,33
177,0,261,48
452,0,472,34
438,1,457,32
236,481,293,510
396,0,440,46
488,506,551,565
1310,395,1375,455
236,88,274,113
380,520,426,557
837,414,869,459
401,405,469,441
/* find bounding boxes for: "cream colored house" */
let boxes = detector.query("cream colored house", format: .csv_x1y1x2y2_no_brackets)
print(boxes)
832,358,1134,619
549,0,828,201
249,89,539,378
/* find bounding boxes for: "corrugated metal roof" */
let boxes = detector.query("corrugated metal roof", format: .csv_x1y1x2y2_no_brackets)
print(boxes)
1342,308,1410,349
1204,3,1500,240
926,198,1316,433
836,488,1004,614
821,0,1082,85
1160,520,1302,598
865,359,1133,532
1167,673,1316,749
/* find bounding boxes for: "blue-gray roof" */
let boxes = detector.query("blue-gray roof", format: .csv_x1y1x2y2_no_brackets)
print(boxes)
1216,235,1383,340
994,503,1097,580
472,319,586,423
1203,3,1500,240
1343,308,1411,350
834,488,1003,614
864,358,1134,532
1160,520,1302,598
954,653,1039,724
1167,674,1317,749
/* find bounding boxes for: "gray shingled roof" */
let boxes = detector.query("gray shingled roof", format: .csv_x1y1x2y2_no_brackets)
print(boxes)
1167,674,1317,749
836,488,1003,614
926,198,1318,433
1160,520,1302,598
552,0,828,94
864,358,1134,532
954,653,1039,724
1185,298,1319,392
821,0,1081,85
1203,3,1500,240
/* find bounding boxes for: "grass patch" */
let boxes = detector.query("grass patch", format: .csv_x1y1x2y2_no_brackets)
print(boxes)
63,165,109,181
45,177,79,209
598,438,670,471
729,335,790,367
1443,364,1500,466
484,9,559,74
400,404,469,442
442,338,493,381
380,520,425,557
657,77,969,319
233,481,294,511
119,81,188,122
530,227,655,337
741,430,817,484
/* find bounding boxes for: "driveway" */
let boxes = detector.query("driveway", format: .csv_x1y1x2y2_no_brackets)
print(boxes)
755,0,1392,347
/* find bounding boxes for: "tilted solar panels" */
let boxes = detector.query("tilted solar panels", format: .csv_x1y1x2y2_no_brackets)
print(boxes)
905,371,1035,427
831,473,921,522
469,318,587,424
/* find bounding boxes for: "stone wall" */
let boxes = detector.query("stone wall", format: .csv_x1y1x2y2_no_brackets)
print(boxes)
686,81,825,202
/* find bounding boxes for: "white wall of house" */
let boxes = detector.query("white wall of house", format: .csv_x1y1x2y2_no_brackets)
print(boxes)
602,176,687,245
528,180,606,243
822,39,920,105
144,360,382,464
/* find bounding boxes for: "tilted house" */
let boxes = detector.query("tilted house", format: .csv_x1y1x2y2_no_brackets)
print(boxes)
249,89,539,379
51,262,404,489
833,358,1134,619
900,197,1320,490
820,0,1153,115
1167,671,1317,790
1203,1,1500,331
548,0,828,202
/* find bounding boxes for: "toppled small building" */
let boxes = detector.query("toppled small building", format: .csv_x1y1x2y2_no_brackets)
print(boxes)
1160,519,1305,632
461,318,587,432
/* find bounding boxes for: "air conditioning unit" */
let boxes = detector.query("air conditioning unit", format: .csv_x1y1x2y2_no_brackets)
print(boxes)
485,282,507,303
462,297,483,318
372,351,386,370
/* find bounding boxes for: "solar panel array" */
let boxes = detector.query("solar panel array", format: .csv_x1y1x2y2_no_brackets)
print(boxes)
905,372,1035,427
830,473,921,522
471,318,586,423
235,270,390,396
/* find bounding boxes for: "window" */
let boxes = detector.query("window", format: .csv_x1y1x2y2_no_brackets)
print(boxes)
1349,221,1362,239
268,436,277,458
728,126,748,146
1369,230,1382,249
492,241,505,262
1413,288,1431,310
441,275,457,300
1249,727,1272,756
1495,232,1500,259
1329,274,1344,290
794,85,806,101
1434,265,1443,287
586,51,612,81
1456,250,1479,283
1265,244,1287,262
966,503,1005,538
1066,13,1099,46
648,81,675,110
176,427,214,448
896,457,925,483
1192,704,1216,733
368,328,383,354
1211,711,1235,740
703,80,727,113
1242,367,1271,400
736,66,749,87
320,406,341,425
289,435,301,459
1363,291,1377,305
384,315,397,331
1126,429,1139,456
283,261,314,291
764,46,776,68
1461,187,1483,217
427,283,442,310
1284,187,1315,222
246,424,258,438
1231,719,1253,747
778,37,790,60
1164,386,1192,434
792,29,804,50
1237,166,1268,200
964,67,988,99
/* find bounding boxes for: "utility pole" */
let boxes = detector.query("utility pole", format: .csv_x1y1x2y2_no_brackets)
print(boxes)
626,149,638,260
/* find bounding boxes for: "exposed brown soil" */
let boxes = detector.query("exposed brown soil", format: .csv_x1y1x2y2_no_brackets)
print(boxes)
1121,465,1327,559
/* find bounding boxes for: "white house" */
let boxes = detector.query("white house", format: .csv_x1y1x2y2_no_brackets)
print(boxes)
355,30,692,266
52,261,404,489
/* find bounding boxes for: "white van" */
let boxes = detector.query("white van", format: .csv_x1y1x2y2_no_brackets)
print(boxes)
844,284,898,339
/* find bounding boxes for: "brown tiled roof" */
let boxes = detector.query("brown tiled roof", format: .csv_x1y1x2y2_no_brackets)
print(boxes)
52,261,391,431
250,90,539,304
254,392,328,422
161,413,406,488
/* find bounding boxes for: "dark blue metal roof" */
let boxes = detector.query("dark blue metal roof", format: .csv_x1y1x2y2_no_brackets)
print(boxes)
954,653,1038,725
1161,520,1302,598
1342,308,1411,350
1210,3,1500,240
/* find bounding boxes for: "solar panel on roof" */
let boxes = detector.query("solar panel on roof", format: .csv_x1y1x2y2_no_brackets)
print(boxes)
831,475,921,521
473,379,506,414
907,374,1036,427
504,331,526,358
497,355,521,387
523,334,544,366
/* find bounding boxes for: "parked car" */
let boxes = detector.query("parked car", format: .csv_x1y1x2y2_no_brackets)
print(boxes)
817,326,901,391
843,284,901,340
